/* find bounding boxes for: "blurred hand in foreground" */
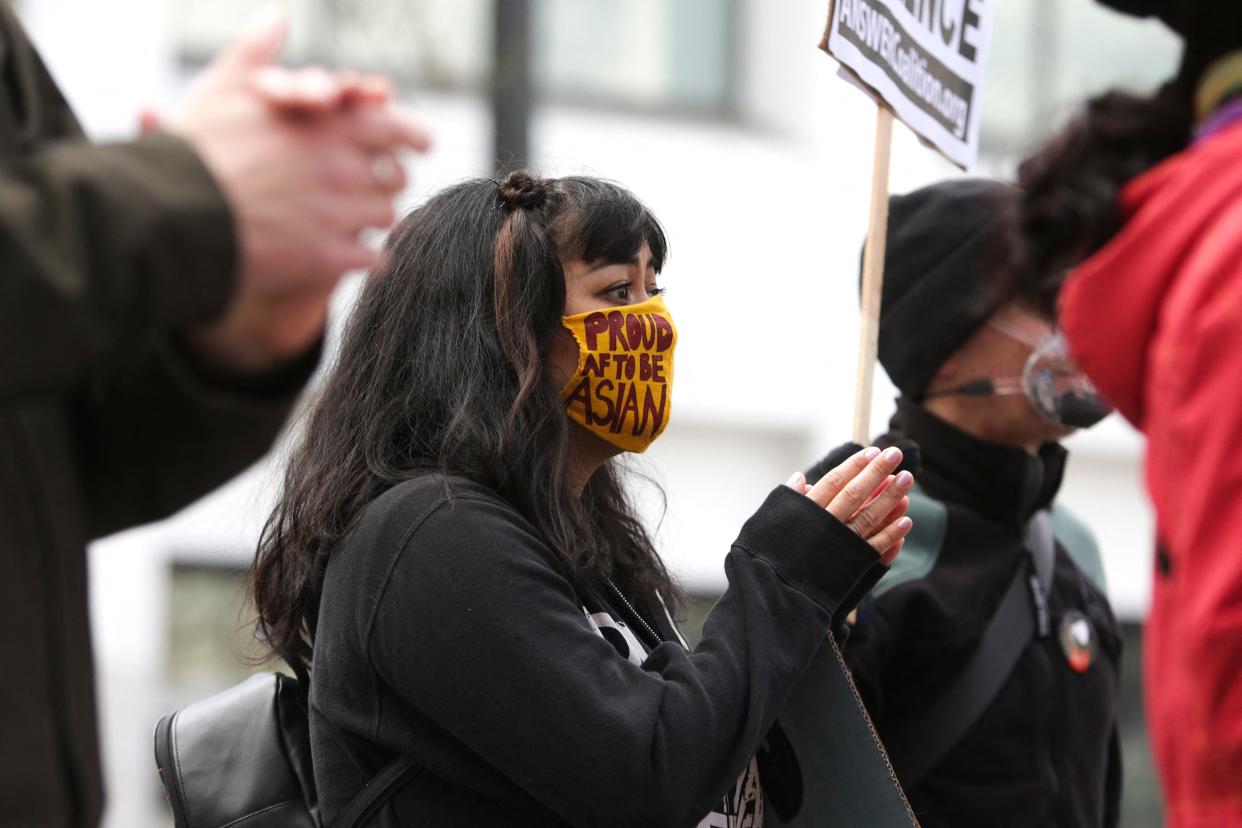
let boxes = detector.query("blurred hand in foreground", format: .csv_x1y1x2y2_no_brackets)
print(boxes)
155,8,432,372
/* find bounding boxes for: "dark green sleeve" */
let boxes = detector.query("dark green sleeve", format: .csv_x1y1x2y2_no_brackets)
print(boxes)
0,132,239,397
0,7,313,536
76,331,320,540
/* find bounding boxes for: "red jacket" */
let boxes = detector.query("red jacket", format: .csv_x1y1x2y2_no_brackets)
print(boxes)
1061,119,1242,826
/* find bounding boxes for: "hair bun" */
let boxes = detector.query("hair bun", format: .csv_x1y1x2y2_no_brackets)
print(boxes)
497,170,548,210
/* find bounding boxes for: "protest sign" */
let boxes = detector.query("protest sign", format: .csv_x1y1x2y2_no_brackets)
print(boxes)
824,0,994,440
824,0,993,169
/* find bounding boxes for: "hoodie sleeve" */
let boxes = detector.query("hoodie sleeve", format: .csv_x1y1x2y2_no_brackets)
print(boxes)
76,331,318,539
365,486,880,828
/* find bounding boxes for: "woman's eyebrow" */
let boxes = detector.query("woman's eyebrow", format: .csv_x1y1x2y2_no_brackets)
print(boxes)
585,256,640,273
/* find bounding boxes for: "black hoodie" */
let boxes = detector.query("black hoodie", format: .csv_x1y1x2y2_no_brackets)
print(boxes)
307,473,883,827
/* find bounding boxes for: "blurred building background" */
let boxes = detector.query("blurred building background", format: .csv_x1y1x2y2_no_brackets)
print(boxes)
13,0,1178,824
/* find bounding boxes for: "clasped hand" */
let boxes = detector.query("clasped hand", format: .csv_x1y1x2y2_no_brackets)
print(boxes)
787,446,914,565
146,9,432,373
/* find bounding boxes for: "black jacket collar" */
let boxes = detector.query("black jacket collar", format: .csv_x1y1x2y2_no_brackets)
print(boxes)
883,398,1066,534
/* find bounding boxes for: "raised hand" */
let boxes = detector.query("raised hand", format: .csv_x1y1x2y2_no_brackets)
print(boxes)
173,9,430,291
787,446,913,565
159,9,431,372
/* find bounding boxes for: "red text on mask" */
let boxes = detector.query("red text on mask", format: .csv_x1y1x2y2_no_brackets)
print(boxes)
582,310,674,353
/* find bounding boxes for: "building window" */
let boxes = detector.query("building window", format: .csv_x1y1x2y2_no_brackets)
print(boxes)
979,0,1179,159
173,0,738,115
166,562,268,688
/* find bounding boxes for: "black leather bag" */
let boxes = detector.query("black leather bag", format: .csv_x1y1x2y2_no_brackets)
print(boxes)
154,672,417,828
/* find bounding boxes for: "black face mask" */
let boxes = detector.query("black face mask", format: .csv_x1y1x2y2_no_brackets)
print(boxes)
923,379,1113,430
1056,391,1114,430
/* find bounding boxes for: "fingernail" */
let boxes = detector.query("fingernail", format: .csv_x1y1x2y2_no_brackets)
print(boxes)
863,446,881,461
883,446,902,463
897,517,913,530
254,66,293,96
299,72,337,101
785,471,803,487
363,75,393,97
896,470,913,488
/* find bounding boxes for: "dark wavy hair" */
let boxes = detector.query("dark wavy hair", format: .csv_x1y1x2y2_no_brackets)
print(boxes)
252,172,677,672
1015,4,1242,310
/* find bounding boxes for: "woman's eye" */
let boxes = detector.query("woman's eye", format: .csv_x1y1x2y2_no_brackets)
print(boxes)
602,282,663,302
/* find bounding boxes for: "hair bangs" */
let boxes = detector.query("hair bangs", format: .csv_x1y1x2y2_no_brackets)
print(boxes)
555,178,669,271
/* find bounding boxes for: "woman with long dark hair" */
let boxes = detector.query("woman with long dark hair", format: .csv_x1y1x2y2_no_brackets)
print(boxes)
251,171,913,826
1016,2,1242,822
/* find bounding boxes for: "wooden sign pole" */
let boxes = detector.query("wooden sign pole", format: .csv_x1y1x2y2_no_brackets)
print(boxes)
852,104,895,445
768,93,920,828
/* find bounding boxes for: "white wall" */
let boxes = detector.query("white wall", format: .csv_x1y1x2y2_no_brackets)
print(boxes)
16,1,1156,825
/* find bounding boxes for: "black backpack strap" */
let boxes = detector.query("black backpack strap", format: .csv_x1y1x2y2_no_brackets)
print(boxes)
884,511,1054,787
331,755,421,828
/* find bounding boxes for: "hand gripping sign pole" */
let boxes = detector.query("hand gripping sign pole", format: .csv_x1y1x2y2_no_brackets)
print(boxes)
767,2,991,826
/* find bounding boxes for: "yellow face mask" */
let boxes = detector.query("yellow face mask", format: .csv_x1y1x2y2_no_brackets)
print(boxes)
559,295,677,453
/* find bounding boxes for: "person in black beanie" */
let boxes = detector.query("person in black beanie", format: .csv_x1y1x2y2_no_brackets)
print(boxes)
807,179,1124,827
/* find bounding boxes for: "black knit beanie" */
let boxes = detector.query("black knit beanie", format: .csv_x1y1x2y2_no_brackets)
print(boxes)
871,179,1019,398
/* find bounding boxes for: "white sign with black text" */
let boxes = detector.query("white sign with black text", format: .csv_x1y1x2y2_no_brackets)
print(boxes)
824,0,993,168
